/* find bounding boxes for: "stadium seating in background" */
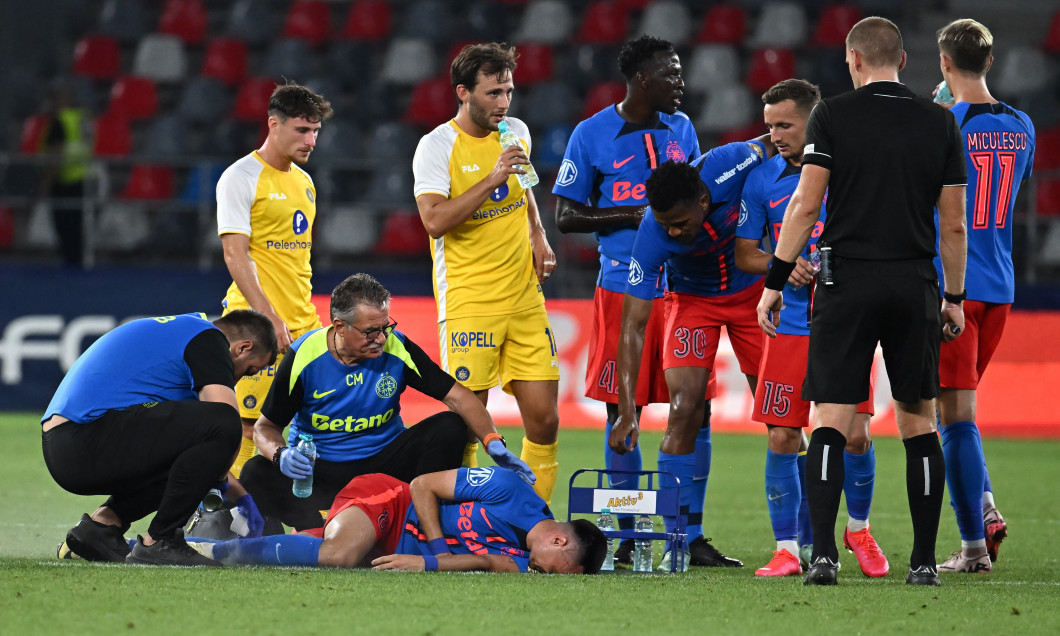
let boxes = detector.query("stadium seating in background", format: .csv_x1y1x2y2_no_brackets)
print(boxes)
995,46,1050,97
263,38,318,81
178,162,227,203
145,114,190,158
18,115,49,153
132,34,187,83
518,80,577,130
380,38,436,85
403,76,455,127
685,44,741,94
1034,126,1060,173
327,41,376,88
1044,9,1060,53
233,77,278,122
695,84,754,133
512,0,574,45
398,1,453,42
177,77,232,124
696,4,747,45
159,0,208,45
311,117,362,162
746,47,795,94
575,2,630,45
720,120,765,145
73,35,122,80
374,209,429,257
1036,179,1060,217
514,43,555,86
366,121,420,165
107,76,158,120
318,205,379,255
93,111,133,157
99,0,149,44
811,4,862,48
202,38,249,85
362,168,413,207
533,123,575,171
227,0,281,46
746,2,807,49
338,0,392,40
580,81,626,121
636,0,693,47
283,0,332,46
121,165,175,200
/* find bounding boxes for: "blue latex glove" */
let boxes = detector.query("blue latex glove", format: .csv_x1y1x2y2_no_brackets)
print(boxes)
486,440,536,484
279,447,313,480
234,493,264,538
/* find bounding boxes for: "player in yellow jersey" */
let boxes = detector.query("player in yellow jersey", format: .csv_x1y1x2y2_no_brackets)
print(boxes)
217,82,334,477
412,43,561,503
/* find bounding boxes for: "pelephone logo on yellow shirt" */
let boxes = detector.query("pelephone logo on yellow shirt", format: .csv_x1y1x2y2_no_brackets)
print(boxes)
471,183,525,221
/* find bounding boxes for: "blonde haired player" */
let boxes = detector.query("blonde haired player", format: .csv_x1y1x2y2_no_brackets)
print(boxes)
413,43,560,503
217,82,333,476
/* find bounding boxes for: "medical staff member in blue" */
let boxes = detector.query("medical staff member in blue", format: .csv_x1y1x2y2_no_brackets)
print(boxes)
241,273,534,532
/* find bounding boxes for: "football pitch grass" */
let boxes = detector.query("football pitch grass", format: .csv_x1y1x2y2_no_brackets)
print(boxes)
2,412,1058,635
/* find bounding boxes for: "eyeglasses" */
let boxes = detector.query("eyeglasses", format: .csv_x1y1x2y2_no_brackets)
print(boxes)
354,319,397,340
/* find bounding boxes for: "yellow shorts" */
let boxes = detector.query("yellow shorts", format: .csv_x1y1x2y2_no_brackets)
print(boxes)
440,305,560,394
236,322,320,421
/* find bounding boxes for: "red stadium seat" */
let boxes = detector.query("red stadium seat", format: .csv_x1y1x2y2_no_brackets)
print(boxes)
233,77,277,122
18,115,49,153
202,38,248,85
617,0,655,9
575,2,629,45
1035,126,1060,172
374,210,429,256
403,76,454,127
720,121,766,145
121,165,175,200
159,0,207,44
812,4,862,48
515,43,554,86
1036,178,1060,217
1045,10,1060,53
93,111,133,157
72,35,122,80
745,48,795,94
580,81,626,121
339,0,392,40
696,4,747,44
108,76,158,120
283,0,331,46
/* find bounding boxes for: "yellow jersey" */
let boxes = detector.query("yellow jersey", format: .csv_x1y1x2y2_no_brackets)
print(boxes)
412,118,542,321
216,151,318,332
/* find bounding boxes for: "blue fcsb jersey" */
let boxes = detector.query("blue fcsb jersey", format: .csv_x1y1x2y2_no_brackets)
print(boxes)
933,102,1034,304
737,155,827,335
626,140,766,299
43,313,220,424
552,106,700,293
398,467,552,572
262,328,455,462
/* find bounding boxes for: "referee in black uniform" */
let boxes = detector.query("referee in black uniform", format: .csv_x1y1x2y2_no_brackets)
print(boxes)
756,17,968,586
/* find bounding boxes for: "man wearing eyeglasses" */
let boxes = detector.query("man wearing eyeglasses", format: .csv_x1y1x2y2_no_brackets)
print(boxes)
240,274,535,533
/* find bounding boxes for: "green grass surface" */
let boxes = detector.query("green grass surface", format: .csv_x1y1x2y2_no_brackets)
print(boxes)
3,412,1058,635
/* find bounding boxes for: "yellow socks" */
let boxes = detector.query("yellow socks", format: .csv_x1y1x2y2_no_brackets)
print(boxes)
521,438,559,504
463,442,480,468
230,436,256,479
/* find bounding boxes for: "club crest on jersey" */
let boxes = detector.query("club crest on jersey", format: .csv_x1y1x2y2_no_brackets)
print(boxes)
490,183,509,202
665,141,686,162
455,366,470,381
555,159,577,187
306,187,315,203
243,396,257,409
375,374,398,399
377,509,391,532
292,210,309,235
628,258,645,285
466,467,495,486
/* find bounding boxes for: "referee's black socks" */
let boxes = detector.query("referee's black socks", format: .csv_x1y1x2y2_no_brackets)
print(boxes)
903,432,945,570
805,427,847,563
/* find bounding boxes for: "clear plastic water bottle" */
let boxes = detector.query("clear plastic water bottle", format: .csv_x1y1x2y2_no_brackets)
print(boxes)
934,80,954,105
786,248,822,291
291,433,317,498
634,514,653,572
497,120,540,189
596,508,615,572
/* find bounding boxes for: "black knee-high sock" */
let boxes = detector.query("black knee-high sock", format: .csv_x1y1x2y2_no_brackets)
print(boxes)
904,432,945,569
806,427,847,562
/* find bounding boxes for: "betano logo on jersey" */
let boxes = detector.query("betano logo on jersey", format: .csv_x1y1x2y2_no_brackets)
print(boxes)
612,181,646,202
311,408,395,433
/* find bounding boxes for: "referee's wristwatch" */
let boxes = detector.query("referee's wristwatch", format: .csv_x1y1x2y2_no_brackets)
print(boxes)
943,289,966,304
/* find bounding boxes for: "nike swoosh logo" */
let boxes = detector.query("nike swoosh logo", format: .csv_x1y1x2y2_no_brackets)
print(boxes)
313,389,336,398
769,195,792,208
613,155,634,169
767,492,789,501
854,479,874,487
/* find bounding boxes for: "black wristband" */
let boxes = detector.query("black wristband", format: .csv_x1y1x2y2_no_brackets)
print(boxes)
943,289,966,304
272,446,287,469
764,257,797,291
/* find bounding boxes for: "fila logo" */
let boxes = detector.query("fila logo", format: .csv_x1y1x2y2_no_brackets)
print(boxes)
268,193,288,199
462,164,481,173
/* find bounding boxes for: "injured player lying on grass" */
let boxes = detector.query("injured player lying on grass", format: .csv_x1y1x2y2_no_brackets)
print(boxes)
188,467,607,574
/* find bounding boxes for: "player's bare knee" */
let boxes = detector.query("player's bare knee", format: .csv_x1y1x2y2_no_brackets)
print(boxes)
767,425,802,454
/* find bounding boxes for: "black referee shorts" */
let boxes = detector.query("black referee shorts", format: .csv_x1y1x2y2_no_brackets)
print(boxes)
803,258,941,405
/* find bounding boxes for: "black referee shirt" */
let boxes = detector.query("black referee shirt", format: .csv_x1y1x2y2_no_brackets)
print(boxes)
802,81,966,260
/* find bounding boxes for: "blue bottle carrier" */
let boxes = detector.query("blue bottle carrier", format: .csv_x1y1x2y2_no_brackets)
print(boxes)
567,469,688,573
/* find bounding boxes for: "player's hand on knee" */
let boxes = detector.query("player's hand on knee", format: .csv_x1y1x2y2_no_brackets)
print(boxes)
278,447,313,480
234,494,264,537
486,440,537,484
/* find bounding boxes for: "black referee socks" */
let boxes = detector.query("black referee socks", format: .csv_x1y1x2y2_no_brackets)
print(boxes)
805,426,848,562
903,432,945,570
